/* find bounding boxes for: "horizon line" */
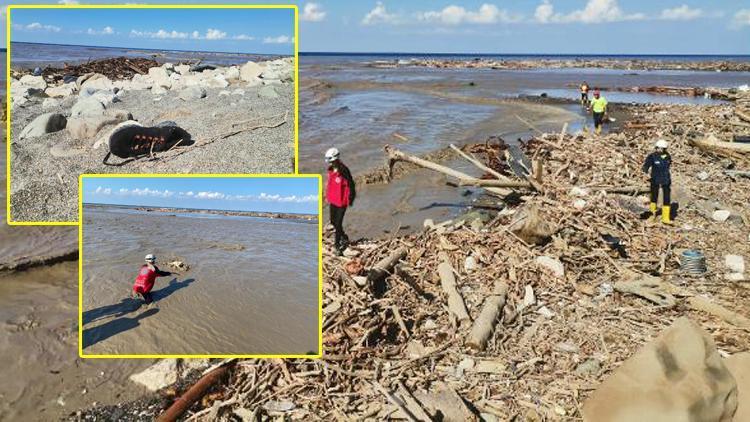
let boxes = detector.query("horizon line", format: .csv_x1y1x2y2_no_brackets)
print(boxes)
84,202,316,216
8,40,290,57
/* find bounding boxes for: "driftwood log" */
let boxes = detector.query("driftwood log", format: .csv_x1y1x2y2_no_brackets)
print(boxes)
437,252,471,324
367,246,408,296
690,136,750,154
687,296,750,329
156,363,233,422
466,281,509,350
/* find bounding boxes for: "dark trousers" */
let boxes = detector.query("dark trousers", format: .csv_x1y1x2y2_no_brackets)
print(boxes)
330,204,348,249
650,183,671,206
137,291,153,304
593,111,604,128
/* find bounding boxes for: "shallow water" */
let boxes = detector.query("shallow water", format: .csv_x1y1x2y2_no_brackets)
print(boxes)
82,205,319,355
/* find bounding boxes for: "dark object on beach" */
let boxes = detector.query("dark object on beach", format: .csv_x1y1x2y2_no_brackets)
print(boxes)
468,81,476,86
16,57,160,83
103,122,193,166
190,64,217,72
506,143,532,178
32,67,42,76
733,135,750,144
540,92,548,98
601,234,628,258
156,362,235,422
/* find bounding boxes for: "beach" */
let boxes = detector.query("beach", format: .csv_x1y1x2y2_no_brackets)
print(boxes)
82,204,319,355
9,42,295,222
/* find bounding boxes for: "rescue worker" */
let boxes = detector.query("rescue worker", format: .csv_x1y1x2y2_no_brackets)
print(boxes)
580,81,590,106
588,89,608,135
642,139,672,224
131,254,172,304
325,148,356,256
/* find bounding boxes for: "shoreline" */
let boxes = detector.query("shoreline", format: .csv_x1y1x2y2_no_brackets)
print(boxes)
86,203,317,222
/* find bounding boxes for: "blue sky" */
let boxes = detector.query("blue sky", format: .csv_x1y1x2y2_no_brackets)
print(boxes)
83,177,320,214
3,1,750,54
8,7,294,54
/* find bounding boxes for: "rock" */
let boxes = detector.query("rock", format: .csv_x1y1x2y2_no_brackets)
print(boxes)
178,86,207,101
712,209,731,222
219,90,230,96
464,256,478,272
151,85,167,95
456,357,475,377
522,285,536,309
725,255,745,274
696,171,710,181
67,111,132,140
258,86,279,99
263,400,295,413
725,353,750,422
91,91,118,105
261,59,293,82
129,359,179,392
413,382,475,422
45,83,77,98
555,341,580,354
129,74,153,90
231,88,246,96
570,186,590,197
323,300,341,315
581,317,738,422
19,113,67,139
537,306,555,318
81,74,114,92
205,74,229,88
575,358,601,376
725,273,746,282
240,61,264,81
19,74,47,90
573,199,587,210
175,64,191,75
162,62,175,71
148,67,172,89
224,66,240,81
11,95,29,109
245,77,263,88
342,248,360,258
535,255,565,278
423,319,438,330
42,98,61,109
71,97,106,117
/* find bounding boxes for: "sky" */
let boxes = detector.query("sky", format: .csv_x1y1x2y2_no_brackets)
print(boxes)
7,7,294,54
2,1,750,54
83,177,320,214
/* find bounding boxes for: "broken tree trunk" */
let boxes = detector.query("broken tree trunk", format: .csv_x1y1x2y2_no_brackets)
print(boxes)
690,136,750,154
687,296,750,329
448,143,514,183
466,281,509,350
156,363,233,422
384,145,511,196
367,246,408,296
437,252,471,325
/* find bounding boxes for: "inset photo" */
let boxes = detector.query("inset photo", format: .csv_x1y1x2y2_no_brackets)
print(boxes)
8,5,296,223
79,175,320,357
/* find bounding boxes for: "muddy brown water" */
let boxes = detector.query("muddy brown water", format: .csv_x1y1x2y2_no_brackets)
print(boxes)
82,205,319,355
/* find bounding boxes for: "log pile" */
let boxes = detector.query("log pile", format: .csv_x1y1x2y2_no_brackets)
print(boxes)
142,103,749,421
12,57,161,83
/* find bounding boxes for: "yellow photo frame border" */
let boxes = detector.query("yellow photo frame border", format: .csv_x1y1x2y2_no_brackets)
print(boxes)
6,4,300,226
78,173,323,359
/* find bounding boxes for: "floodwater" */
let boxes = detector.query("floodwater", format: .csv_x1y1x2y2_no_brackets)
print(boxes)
301,56,747,239
82,205,319,355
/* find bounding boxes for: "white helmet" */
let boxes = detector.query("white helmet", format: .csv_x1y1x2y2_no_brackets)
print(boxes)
655,139,668,149
325,147,340,164
145,254,156,263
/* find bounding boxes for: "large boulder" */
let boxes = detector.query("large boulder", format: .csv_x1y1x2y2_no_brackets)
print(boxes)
129,359,178,392
175,64,191,75
204,74,229,88
45,83,77,98
224,66,240,81
19,113,67,139
19,75,47,90
66,110,132,140
240,61,264,81
148,67,172,89
81,74,114,92
178,86,206,101
71,97,106,117
129,74,153,90
582,317,738,422
260,59,293,82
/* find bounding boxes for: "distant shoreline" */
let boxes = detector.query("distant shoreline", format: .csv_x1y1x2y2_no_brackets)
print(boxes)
84,203,317,222
9,41,289,58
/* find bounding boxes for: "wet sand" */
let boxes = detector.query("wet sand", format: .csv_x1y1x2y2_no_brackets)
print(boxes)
82,206,319,355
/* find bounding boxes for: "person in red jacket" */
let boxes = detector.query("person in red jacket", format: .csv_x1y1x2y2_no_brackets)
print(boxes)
325,147,356,256
131,254,172,304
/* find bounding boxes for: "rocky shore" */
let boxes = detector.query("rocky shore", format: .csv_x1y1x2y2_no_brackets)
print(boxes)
9,57,295,222
371,57,750,72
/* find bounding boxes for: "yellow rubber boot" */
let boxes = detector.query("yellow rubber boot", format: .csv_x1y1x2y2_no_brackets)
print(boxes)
649,202,658,218
661,205,672,224
595,125,602,135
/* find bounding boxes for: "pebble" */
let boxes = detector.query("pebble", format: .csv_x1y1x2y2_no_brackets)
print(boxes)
19,113,67,139
535,255,565,278
725,255,745,274
537,306,555,318
712,210,731,222
696,171,710,181
464,256,478,271
423,319,438,330
575,358,601,376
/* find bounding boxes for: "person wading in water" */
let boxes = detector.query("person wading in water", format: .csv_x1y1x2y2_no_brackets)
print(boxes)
131,254,172,305
325,148,356,256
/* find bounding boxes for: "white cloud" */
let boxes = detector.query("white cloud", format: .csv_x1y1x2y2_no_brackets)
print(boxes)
732,9,750,28
302,3,326,22
362,2,399,25
660,5,703,21
418,4,520,25
130,29,189,39
14,22,62,32
87,26,114,35
94,186,112,195
58,0,79,4
263,35,294,44
232,34,255,41
195,191,226,200
205,28,227,40
534,0,644,24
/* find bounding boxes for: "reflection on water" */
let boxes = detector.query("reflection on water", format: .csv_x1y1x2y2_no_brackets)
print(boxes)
82,206,319,355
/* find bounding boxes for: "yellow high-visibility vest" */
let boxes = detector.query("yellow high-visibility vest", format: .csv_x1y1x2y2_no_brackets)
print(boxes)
591,97,608,113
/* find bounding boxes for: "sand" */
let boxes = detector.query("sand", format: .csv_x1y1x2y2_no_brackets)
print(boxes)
10,81,294,222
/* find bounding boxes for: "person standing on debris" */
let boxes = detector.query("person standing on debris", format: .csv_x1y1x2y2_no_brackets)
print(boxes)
588,89,608,135
642,140,672,224
325,148,356,256
580,81,590,106
131,254,172,305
